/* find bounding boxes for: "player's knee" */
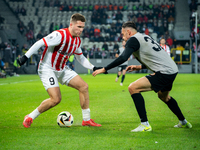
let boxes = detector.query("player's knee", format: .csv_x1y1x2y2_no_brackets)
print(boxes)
80,83,88,93
128,83,137,94
158,94,168,102
52,96,62,106
128,85,132,93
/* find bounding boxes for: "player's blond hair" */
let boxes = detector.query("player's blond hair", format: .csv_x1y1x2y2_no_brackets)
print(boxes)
70,13,86,23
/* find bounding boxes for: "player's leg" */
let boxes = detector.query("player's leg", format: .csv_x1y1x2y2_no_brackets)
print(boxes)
23,71,61,128
116,71,121,82
37,87,61,113
158,91,192,128
28,87,61,118
120,69,126,86
68,75,101,127
128,76,152,132
24,87,61,127
68,75,89,109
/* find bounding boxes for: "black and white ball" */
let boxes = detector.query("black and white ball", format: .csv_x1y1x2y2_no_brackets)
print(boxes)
57,111,74,127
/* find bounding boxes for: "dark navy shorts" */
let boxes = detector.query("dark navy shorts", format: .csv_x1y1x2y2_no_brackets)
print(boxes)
118,65,127,72
145,71,178,93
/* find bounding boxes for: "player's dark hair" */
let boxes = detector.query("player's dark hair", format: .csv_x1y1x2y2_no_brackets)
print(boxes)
122,21,137,30
71,13,86,22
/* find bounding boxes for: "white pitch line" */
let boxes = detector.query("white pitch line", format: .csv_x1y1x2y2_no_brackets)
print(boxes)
0,79,40,85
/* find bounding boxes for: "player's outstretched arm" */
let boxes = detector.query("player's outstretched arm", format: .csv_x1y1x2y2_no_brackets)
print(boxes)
17,39,45,66
75,54,108,74
93,66,108,74
75,53,94,70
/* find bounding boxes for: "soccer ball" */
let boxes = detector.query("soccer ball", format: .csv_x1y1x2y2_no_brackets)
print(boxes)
57,111,74,127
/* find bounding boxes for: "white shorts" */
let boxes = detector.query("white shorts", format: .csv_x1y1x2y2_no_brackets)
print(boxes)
38,66,78,90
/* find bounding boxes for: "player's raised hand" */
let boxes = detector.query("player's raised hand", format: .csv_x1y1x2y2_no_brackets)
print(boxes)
92,68,106,77
126,65,140,72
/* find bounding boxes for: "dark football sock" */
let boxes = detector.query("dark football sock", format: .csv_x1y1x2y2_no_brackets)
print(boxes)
131,93,148,122
117,74,120,78
121,75,125,83
165,97,185,121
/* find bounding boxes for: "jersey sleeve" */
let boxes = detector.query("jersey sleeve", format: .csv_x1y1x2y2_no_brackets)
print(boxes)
104,37,140,71
125,37,140,52
42,31,62,47
74,45,83,55
75,53,94,70
25,39,45,58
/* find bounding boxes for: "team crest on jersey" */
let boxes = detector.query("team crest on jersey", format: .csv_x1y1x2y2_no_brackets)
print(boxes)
58,49,73,56
58,50,68,55
47,35,54,40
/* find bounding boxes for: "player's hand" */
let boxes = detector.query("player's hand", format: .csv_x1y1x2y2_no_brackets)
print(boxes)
93,66,103,71
92,68,106,77
93,66,108,74
126,65,141,72
17,55,28,66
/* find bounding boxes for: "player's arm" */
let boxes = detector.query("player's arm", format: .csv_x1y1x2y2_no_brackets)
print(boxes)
92,49,133,76
126,65,146,72
126,58,147,72
105,47,133,69
105,37,140,71
75,47,106,72
17,31,61,66
75,53,107,71
17,39,45,66
75,52,94,70
92,37,140,76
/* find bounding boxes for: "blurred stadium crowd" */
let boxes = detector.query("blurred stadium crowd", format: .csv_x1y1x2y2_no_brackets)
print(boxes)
0,0,200,77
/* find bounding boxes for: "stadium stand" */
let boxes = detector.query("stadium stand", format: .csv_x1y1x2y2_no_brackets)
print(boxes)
0,0,199,75
5,0,175,44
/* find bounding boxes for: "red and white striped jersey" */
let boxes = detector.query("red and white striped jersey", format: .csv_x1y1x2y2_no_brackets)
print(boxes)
41,28,82,71
160,44,171,56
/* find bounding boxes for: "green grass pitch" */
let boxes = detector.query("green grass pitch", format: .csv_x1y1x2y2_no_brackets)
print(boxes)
0,73,200,150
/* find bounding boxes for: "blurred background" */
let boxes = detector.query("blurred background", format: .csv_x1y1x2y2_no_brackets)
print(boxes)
0,0,200,77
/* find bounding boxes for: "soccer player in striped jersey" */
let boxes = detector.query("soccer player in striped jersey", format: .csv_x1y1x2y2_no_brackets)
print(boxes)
18,13,101,128
93,21,192,132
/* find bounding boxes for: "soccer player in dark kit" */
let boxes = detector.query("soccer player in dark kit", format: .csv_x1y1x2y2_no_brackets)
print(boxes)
93,21,192,132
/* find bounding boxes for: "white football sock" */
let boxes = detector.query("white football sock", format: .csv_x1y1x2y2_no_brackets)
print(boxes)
141,121,150,127
28,108,41,120
82,108,90,121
